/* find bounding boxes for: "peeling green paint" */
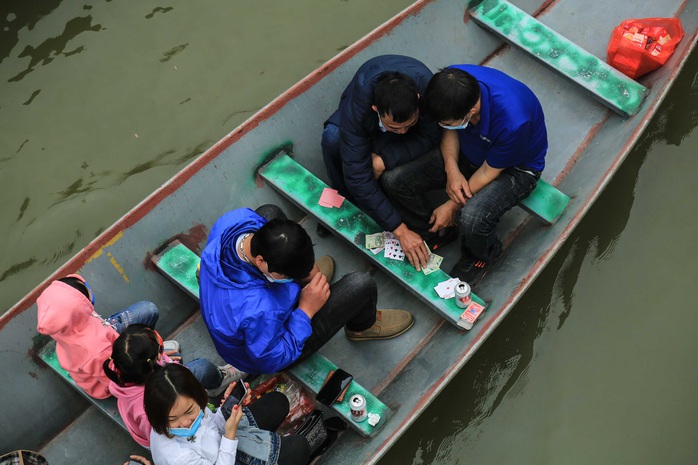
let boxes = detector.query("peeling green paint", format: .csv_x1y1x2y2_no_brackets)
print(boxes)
469,0,648,117
260,154,485,329
153,242,201,299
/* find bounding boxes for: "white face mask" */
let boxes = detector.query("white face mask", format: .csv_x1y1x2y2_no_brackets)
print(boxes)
439,113,472,130
377,117,388,133
263,270,293,284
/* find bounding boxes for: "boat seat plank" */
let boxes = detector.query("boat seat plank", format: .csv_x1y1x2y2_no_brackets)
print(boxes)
288,353,392,438
151,241,390,437
520,179,571,225
468,0,649,117
38,341,126,429
258,154,486,330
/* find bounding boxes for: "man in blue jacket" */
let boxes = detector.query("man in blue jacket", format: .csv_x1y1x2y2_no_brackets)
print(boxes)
199,205,414,375
381,65,547,286
321,55,444,271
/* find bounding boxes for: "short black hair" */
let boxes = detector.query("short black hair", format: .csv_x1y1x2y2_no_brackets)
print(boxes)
250,219,314,280
373,72,420,122
103,324,161,386
423,67,480,122
58,276,90,301
144,364,208,437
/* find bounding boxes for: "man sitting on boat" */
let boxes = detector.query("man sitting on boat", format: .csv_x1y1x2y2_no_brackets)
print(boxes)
321,54,443,272
381,65,547,285
198,204,414,375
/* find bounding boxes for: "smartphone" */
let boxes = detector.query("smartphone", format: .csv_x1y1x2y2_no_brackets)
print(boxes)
128,460,144,465
232,380,249,407
316,369,353,406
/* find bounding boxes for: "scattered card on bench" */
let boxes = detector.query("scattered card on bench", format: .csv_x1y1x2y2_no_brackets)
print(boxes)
319,188,345,208
434,277,460,299
422,253,443,275
383,239,405,261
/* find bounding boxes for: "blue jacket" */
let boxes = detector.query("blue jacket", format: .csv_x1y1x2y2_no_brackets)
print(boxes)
326,55,441,231
199,208,312,374
451,65,547,172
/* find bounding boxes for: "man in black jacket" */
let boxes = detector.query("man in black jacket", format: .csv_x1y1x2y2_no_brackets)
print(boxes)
321,55,442,270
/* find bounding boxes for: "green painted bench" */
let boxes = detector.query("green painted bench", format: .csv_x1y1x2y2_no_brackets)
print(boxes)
152,241,391,437
38,341,126,429
520,178,570,225
468,0,648,117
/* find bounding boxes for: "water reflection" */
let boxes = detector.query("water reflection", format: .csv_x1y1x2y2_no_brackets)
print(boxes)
0,0,62,65
9,15,102,82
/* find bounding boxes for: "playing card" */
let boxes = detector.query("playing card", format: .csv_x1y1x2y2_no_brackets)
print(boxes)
434,277,459,299
383,240,405,261
319,188,344,208
422,253,443,275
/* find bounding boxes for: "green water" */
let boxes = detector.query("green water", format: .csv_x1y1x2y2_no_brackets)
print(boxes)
1,1,697,464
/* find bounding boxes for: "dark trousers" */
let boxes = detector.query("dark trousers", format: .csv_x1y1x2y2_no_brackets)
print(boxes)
255,205,377,368
380,148,539,261
222,391,311,465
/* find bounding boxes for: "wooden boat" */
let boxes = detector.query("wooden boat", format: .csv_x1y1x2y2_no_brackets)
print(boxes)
2,0,696,463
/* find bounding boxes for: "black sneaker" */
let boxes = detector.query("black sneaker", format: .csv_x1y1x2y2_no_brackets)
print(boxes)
449,242,503,287
426,226,459,252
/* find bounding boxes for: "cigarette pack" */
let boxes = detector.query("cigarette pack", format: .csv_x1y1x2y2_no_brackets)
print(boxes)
458,301,485,330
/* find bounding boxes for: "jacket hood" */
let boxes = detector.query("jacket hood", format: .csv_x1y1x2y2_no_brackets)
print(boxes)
201,208,269,290
36,276,118,399
37,276,95,336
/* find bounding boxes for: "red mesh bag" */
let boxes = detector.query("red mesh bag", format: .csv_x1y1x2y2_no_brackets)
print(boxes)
607,17,684,79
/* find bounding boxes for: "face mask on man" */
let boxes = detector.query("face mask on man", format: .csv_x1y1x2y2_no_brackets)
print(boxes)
263,271,294,284
439,113,472,130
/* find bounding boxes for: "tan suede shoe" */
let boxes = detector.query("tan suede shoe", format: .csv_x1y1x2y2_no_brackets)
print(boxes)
344,309,414,341
315,255,335,282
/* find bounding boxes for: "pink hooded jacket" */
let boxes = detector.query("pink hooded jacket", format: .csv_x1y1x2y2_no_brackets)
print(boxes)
108,354,171,447
37,275,118,399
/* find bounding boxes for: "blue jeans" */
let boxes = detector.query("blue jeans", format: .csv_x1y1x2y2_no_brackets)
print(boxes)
105,301,159,333
184,358,223,390
381,148,540,261
221,391,309,465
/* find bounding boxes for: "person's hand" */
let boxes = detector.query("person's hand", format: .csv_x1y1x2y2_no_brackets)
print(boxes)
124,455,151,465
220,381,251,407
224,404,244,440
428,200,459,234
445,169,472,205
298,272,330,318
163,349,182,362
393,223,430,271
371,153,386,179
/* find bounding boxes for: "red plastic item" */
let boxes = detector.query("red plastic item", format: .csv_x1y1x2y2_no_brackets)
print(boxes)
607,17,684,79
248,374,316,434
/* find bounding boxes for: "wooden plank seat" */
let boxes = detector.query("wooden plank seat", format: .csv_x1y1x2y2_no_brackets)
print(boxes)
38,341,126,430
151,241,392,437
468,0,649,117
520,178,571,225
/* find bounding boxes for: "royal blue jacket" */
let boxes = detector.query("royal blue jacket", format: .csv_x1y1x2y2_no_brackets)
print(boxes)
199,208,312,374
451,65,547,172
326,55,441,231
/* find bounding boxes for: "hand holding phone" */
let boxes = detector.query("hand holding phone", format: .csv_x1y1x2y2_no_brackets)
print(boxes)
316,369,353,406
232,380,249,407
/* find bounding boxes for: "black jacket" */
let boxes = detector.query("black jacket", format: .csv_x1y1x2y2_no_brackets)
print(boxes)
326,55,440,231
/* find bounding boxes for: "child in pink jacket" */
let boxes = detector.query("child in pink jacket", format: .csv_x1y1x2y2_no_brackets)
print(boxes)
37,274,160,399
103,324,243,447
